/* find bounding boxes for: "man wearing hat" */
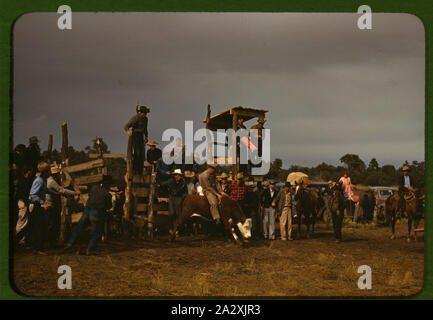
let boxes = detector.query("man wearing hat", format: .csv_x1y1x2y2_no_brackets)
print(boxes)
167,169,188,232
184,170,198,195
146,140,162,167
65,175,113,255
199,163,224,223
261,180,278,240
124,105,150,174
330,182,345,242
28,161,51,253
227,172,247,207
398,165,415,217
220,172,230,194
156,149,172,185
46,165,80,247
244,181,260,239
25,136,42,174
273,182,295,241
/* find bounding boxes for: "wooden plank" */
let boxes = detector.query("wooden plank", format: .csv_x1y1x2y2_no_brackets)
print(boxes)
89,153,127,159
214,156,233,164
133,187,149,198
157,211,169,216
136,203,148,212
71,212,82,224
157,197,169,203
132,175,151,184
74,173,103,185
65,159,105,173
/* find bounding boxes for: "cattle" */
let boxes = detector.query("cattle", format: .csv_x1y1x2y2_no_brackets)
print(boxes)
169,194,252,243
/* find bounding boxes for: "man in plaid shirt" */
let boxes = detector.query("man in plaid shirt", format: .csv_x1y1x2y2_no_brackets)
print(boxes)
228,173,247,209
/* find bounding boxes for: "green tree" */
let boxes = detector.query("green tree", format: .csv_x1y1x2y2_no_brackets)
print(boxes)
339,154,366,173
368,158,379,171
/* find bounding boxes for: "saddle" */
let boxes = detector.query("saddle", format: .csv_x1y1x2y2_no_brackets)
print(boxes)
403,191,415,201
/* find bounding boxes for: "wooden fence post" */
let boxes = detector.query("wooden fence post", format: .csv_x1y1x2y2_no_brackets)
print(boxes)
58,122,70,244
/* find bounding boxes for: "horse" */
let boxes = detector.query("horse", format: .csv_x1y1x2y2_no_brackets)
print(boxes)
386,188,424,242
356,190,375,224
169,194,252,243
294,185,318,238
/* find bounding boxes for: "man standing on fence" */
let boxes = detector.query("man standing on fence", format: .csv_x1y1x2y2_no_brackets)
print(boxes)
124,105,149,174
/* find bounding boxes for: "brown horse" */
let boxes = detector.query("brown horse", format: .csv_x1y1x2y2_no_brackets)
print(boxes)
294,186,318,238
356,190,375,223
169,195,252,243
386,188,424,241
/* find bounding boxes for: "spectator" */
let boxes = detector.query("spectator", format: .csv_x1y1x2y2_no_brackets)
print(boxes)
227,172,247,210
244,181,260,239
46,165,80,248
65,175,113,255
156,150,172,185
273,182,294,241
146,141,162,167
25,137,42,174
167,169,187,233
261,180,278,240
15,165,33,245
28,161,50,254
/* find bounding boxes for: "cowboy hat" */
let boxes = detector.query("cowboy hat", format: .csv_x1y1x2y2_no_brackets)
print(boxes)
146,140,159,146
402,165,410,171
245,181,255,188
50,164,61,174
236,172,244,180
221,172,228,179
262,180,270,187
207,163,218,168
136,105,150,114
37,161,50,173
184,170,194,178
172,169,183,175
29,136,40,144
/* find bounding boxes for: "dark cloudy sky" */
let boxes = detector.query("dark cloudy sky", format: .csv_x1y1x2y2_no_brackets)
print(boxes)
13,12,424,168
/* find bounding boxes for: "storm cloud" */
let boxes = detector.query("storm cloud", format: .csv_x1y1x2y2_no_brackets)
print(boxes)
13,12,424,168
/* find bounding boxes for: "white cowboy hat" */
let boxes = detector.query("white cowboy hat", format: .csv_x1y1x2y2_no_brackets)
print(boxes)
172,169,183,175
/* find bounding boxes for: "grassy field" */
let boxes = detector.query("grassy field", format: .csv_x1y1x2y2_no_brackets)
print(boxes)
12,222,424,298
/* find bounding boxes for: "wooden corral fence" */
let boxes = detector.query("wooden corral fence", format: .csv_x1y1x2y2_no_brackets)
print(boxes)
46,122,170,243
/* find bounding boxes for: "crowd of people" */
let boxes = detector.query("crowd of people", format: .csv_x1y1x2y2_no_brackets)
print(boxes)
12,137,83,254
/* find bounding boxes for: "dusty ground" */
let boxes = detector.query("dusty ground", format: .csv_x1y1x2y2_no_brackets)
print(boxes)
12,221,424,298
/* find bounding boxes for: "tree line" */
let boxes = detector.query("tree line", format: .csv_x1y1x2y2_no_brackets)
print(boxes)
265,153,424,187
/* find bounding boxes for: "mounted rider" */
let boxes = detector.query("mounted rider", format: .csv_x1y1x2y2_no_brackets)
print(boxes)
398,165,415,217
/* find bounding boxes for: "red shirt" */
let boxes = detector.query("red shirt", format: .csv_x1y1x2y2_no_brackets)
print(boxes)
228,182,246,201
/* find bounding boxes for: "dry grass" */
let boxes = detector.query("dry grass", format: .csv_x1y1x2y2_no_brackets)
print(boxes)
12,223,423,297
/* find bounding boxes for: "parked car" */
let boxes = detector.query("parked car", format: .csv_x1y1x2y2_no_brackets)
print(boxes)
370,186,398,222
